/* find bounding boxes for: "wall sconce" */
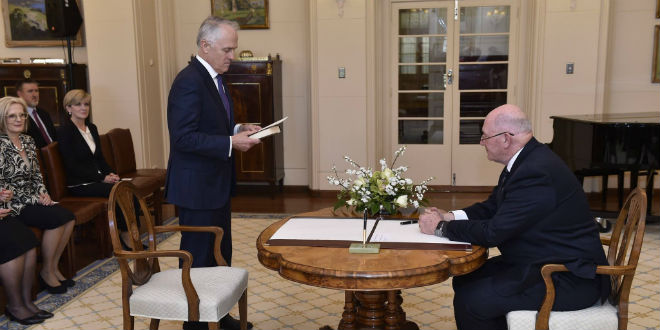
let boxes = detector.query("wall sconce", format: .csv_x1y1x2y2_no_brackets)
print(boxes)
336,0,345,17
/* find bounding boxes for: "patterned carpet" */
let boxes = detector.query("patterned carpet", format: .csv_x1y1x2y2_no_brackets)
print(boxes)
1,214,658,330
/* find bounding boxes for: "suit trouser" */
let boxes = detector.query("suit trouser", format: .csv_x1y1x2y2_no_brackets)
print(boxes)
451,258,602,330
178,202,232,268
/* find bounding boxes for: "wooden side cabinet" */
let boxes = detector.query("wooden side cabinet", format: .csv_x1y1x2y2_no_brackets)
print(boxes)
0,64,88,127
225,56,284,190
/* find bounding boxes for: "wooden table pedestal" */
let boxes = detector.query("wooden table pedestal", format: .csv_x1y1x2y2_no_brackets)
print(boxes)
338,290,418,330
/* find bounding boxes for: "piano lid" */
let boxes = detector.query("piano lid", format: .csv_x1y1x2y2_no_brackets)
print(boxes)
551,112,660,124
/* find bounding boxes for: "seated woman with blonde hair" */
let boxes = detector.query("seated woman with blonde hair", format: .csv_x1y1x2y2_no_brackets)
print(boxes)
57,89,141,249
0,96,75,294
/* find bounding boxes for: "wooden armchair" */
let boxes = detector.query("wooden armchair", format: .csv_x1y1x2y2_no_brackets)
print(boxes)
108,181,247,330
506,187,647,330
39,142,111,265
106,128,166,225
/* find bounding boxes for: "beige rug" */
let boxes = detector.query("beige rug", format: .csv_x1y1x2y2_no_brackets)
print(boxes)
13,215,660,330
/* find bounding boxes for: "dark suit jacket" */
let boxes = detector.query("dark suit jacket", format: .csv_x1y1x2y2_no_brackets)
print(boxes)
56,122,114,186
27,107,57,149
164,57,236,210
445,137,609,297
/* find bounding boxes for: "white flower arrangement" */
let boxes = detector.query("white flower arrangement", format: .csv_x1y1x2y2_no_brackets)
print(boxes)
327,146,434,215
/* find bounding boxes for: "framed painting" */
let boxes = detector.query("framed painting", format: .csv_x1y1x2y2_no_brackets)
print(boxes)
2,0,83,47
653,25,660,83
211,0,269,29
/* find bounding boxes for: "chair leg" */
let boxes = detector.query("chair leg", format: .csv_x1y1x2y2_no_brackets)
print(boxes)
209,322,220,330
239,289,248,330
94,213,112,258
601,174,608,204
617,172,625,209
124,312,134,330
646,170,656,214
149,318,160,330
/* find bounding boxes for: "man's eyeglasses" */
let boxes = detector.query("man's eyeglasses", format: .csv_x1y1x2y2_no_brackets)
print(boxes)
5,113,28,121
480,131,515,141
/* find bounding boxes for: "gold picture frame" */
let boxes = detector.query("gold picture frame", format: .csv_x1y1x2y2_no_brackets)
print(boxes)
653,25,660,83
2,0,83,47
211,0,269,30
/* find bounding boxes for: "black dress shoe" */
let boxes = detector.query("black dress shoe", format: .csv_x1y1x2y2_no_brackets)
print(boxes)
35,309,54,319
60,278,76,287
39,274,67,294
182,321,208,330
220,314,253,330
5,309,45,325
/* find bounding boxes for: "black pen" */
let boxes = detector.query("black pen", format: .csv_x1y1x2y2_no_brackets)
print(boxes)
400,220,418,225
362,209,367,245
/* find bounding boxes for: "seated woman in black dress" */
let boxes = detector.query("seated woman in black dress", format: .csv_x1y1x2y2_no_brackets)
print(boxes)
0,208,54,325
0,97,75,294
56,89,139,249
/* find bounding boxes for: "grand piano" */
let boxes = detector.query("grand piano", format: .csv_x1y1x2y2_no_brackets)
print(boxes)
549,112,659,218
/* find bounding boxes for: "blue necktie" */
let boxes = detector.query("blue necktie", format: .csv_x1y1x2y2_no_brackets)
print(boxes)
216,75,230,119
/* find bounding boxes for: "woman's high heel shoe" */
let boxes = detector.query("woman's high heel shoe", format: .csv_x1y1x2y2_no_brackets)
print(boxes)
4,309,44,325
35,309,54,319
39,274,67,294
60,278,75,287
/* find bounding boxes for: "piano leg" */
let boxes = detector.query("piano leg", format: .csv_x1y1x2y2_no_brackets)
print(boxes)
601,175,608,204
617,172,624,209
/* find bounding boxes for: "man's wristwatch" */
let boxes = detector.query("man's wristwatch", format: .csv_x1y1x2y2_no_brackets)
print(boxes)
434,221,447,237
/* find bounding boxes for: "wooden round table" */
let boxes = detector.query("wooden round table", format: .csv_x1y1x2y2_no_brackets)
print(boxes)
256,208,487,330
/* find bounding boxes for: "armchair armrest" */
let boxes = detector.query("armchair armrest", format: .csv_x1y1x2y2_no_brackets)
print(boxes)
114,248,202,321
534,263,635,330
153,225,228,266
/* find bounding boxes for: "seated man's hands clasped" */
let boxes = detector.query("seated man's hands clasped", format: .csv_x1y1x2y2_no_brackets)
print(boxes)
419,207,455,235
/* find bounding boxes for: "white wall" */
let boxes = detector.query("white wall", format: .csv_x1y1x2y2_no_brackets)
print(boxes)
311,0,369,190
536,0,607,143
82,1,144,164
606,0,660,112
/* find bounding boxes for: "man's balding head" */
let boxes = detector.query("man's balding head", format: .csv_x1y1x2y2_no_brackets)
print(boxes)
480,104,533,165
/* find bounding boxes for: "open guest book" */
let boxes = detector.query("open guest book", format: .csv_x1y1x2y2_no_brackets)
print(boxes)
249,116,288,139
267,217,472,251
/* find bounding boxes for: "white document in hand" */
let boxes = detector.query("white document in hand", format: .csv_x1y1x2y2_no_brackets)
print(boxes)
249,126,280,139
248,116,287,139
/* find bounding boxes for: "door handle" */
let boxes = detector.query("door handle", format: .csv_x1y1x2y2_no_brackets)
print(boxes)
444,69,453,88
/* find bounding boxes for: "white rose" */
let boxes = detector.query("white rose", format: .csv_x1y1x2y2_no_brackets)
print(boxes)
383,168,394,179
347,199,356,206
395,195,408,207
354,177,365,187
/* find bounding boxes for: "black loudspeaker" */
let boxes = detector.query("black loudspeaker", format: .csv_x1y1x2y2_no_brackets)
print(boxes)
45,0,83,38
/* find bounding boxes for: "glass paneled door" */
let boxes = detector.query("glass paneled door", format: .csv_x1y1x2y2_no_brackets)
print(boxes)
391,0,515,186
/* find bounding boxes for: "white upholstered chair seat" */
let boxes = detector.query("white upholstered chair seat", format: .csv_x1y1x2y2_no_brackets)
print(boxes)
130,266,248,322
506,301,618,330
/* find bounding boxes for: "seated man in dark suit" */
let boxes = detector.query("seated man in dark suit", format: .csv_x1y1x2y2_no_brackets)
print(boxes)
16,79,57,148
419,104,609,330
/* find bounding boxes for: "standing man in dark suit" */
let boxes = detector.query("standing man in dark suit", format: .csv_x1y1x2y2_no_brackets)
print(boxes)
419,104,609,330
16,79,57,149
165,16,259,330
